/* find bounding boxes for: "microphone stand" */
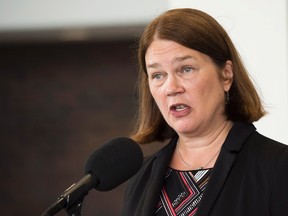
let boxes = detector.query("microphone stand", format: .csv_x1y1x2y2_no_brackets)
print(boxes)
41,196,84,216
41,174,96,216
65,200,84,216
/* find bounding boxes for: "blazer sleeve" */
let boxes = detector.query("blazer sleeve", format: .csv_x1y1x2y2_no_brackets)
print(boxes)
271,145,288,215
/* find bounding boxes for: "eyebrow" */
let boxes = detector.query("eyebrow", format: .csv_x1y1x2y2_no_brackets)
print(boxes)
146,55,194,69
147,62,161,69
174,55,194,62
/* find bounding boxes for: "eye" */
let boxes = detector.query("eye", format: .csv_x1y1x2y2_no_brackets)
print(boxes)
151,72,163,80
182,66,194,73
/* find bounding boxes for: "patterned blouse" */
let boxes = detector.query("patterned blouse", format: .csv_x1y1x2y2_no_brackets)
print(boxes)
155,168,212,216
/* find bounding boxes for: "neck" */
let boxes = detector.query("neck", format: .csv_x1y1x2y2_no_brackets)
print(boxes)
170,120,233,170
178,120,232,149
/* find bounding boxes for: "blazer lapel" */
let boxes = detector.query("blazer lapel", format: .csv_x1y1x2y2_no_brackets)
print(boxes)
196,122,256,216
143,137,178,215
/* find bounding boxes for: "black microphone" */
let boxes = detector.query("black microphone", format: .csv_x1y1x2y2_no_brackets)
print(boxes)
41,137,143,216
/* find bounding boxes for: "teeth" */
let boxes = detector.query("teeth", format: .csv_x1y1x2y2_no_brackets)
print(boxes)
175,105,187,111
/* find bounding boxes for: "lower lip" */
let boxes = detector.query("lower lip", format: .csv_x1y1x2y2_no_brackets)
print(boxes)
170,107,191,117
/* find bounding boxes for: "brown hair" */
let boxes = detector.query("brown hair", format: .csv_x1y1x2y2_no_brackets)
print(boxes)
131,8,265,144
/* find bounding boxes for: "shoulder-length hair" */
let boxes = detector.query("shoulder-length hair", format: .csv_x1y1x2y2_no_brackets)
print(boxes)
131,8,265,144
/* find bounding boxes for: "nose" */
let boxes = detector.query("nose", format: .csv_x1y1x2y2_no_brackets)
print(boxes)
164,75,184,96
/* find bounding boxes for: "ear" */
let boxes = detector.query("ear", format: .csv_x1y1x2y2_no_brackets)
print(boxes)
221,60,233,91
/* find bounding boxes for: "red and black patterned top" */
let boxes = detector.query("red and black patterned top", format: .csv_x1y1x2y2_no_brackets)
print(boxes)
155,168,212,216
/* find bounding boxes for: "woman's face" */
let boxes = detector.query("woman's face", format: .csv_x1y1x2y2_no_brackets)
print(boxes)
145,39,233,137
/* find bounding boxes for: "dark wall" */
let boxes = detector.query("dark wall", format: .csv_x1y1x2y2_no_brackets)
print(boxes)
0,39,164,216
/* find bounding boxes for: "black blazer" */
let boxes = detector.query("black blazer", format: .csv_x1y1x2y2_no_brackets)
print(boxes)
121,122,288,216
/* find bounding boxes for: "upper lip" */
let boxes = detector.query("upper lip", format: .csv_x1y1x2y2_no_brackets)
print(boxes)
169,103,190,110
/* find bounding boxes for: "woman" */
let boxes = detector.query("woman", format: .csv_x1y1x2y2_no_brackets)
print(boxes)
121,8,288,216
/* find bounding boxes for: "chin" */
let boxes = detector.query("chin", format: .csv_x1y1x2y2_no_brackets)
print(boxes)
174,125,195,135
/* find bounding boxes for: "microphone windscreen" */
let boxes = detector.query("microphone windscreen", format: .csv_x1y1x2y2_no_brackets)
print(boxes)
84,137,143,191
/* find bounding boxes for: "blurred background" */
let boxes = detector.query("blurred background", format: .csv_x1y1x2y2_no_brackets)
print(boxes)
0,0,287,215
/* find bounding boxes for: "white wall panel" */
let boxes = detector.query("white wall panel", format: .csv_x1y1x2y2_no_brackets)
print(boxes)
0,0,168,30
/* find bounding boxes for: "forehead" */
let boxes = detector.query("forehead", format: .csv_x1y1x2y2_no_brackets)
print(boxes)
146,39,189,59
145,39,211,68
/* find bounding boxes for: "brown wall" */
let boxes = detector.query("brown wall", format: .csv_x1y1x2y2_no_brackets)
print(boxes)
0,39,164,216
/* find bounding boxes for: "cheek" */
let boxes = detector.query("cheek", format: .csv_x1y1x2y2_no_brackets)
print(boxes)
149,86,159,103
149,87,166,109
191,76,223,103
149,85,156,99
202,81,225,107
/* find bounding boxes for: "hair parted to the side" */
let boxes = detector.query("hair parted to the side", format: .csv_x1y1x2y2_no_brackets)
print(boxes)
131,8,266,144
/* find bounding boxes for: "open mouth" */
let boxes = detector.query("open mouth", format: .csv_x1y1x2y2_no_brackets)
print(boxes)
170,104,189,112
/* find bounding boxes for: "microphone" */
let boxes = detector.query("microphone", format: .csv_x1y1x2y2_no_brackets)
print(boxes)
41,137,143,216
